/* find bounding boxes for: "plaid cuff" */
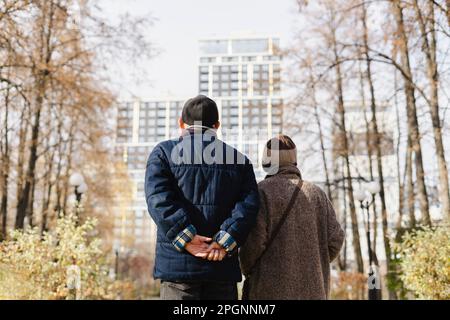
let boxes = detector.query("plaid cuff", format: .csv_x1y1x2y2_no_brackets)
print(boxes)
213,230,237,254
172,224,196,252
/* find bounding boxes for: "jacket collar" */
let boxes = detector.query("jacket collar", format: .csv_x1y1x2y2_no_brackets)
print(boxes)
181,125,217,137
265,164,302,180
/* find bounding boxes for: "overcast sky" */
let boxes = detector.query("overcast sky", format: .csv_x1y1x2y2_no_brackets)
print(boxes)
101,0,299,100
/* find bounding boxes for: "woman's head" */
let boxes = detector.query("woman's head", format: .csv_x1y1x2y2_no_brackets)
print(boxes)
262,134,297,174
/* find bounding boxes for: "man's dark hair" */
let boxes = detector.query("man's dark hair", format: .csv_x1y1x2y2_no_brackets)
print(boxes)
181,95,219,128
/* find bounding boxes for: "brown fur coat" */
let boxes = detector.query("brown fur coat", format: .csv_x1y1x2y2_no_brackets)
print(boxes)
240,165,345,300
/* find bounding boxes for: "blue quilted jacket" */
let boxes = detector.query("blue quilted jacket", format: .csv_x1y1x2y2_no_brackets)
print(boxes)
145,129,259,282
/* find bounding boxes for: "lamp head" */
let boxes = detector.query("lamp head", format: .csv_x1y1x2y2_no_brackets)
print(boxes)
77,182,88,194
367,181,381,195
354,188,368,202
69,173,84,187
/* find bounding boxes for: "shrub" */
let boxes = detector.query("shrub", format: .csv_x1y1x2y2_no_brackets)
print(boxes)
395,225,450,300
0,214,121,300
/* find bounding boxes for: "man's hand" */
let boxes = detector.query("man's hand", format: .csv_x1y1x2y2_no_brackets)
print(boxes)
206,242,227,261
185,235,213,258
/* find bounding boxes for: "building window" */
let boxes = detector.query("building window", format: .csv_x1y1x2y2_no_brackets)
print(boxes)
221,73,230,81
223,56,238,62
199,40,228,55
232,39,268,53
157,109,166,117
200,57,216,63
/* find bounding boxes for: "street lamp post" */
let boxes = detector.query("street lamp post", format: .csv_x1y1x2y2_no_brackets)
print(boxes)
354,181,382,300
69,172,87,215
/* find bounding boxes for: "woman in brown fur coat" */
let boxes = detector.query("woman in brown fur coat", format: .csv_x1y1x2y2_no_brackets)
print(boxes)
240,135,345,300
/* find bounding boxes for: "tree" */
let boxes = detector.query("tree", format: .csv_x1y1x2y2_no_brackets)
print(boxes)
0,0,154,236
391,0,431,225
329,12,365,273
412,0,450,221
301,0,366,272
358,0,395,297
291,0,450,298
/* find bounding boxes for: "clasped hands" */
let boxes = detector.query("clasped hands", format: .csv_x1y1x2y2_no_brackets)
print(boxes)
185,235,227,261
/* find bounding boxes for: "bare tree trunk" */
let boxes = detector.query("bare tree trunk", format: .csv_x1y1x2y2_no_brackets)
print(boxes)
360,1,395,298
332,27,364,273
27,175,36,228
61,122,76,214
42,107,65,233
16,0,55,229
338,161,348,271
405,136,416,227
394,71,405,229
16,92,43,228
41,178,51,235
413,0,450,221
358,59,379,263
308,66,332,201
0,83,11,240
446,0,450,27
41,139,55,235
392,0,431,226
15,103,30,215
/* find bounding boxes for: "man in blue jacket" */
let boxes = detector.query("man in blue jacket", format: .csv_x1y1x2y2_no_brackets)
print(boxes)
145,95,259,300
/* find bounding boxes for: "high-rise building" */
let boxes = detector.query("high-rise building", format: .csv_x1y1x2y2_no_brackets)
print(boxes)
114,98,185,254
198,35,283,179
113,35,283,256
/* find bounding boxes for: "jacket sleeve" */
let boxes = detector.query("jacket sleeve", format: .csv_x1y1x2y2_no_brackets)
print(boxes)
145,144,196,251
325,194,345,261
239,189,269,276
213,161,260,253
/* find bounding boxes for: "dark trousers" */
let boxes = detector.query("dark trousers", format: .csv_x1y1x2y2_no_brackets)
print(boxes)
160,281,238,300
